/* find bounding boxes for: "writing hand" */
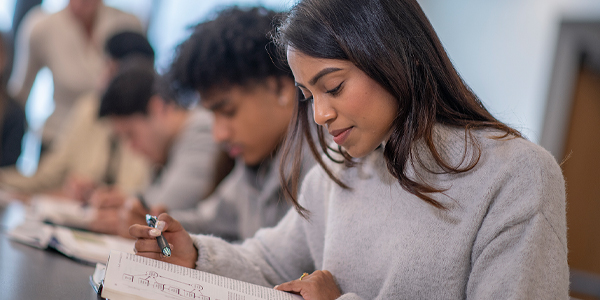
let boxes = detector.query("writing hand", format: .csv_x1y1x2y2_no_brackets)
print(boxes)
274,270,341,300
88,207,121,235
63,174,96,202
88,186,126,208
129,213,198,269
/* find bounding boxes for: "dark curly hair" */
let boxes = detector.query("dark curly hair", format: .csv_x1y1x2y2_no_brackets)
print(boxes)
168,6,292,95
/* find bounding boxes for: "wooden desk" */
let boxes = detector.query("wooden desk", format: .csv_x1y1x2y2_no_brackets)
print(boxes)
0,202,99,299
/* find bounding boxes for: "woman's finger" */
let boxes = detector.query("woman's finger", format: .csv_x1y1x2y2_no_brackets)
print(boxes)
134,237,163,253
274,280,304,294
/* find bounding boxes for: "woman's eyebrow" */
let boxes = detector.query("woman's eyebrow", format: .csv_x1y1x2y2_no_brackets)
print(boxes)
295,67,343,89
309,67,343,85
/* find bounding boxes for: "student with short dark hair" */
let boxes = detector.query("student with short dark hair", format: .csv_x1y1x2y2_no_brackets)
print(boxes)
90,62,220,236
124,6,314,241
130,1,567,299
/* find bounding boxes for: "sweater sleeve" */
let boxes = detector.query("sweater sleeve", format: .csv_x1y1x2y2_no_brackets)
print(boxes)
190,203,314,287
466,147,568,299
187,164,326,287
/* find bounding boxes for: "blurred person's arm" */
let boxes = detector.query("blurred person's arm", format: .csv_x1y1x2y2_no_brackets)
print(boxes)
87,187,131,236
8,7,47,106
0,95,98,194
62,173,97,202
88,193,165,238
88,185,126,208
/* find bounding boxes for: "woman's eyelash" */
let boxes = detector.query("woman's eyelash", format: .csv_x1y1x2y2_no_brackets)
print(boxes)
298,81,343,102
326,82,344,95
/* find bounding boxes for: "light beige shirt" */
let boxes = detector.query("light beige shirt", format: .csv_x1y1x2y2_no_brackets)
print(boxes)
0,94,150,194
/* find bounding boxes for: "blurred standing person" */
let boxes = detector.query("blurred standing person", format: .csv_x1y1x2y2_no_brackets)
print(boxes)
8,0,142,149
0,32,153,200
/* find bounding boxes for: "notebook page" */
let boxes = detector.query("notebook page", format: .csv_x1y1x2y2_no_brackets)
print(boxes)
103,250,303,300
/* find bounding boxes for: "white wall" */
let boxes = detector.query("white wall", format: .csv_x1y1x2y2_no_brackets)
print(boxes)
0,0,16,31
418,0,600,142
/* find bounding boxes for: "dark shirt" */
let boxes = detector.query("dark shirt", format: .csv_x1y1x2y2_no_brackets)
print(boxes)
0,98,26,167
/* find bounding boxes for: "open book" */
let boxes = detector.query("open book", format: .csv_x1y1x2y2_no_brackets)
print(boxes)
8,221,135,264
29,195,95,229
6,195,135,265
101,250,303,300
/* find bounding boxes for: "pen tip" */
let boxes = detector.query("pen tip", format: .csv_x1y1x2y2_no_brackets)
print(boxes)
163,247,172,257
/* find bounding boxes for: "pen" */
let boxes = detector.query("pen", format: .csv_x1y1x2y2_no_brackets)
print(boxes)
145,214,172,257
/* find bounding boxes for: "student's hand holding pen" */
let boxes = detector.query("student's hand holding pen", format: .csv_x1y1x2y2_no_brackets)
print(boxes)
88,207,122,235
86,187,130,236
63,174,97,202
129,213,198,269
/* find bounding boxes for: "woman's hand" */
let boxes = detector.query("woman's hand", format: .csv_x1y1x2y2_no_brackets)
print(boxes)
274,270,341,300
129,213,199,269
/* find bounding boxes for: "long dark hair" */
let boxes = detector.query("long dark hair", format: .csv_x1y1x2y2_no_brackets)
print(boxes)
274,0,521,216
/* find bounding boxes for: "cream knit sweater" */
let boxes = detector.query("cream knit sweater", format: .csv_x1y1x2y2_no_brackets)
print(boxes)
190,125,568,299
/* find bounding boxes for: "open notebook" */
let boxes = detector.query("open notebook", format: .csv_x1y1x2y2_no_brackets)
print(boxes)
100,250,303,300
8,219,135,265
29,195,96,229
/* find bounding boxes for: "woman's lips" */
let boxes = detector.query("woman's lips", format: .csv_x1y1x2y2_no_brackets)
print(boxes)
330,127,352,145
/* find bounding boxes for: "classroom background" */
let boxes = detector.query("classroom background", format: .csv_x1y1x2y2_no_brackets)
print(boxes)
1,0,600,298
1,0,599,173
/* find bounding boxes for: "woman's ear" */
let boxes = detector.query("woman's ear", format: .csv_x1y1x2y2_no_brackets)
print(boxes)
265,76,295,107
277,77,296,107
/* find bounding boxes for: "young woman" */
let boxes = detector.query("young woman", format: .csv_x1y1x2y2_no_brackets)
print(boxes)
130,0,568,299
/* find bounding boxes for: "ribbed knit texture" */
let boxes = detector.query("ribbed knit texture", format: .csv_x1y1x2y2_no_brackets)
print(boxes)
191,125,568,299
